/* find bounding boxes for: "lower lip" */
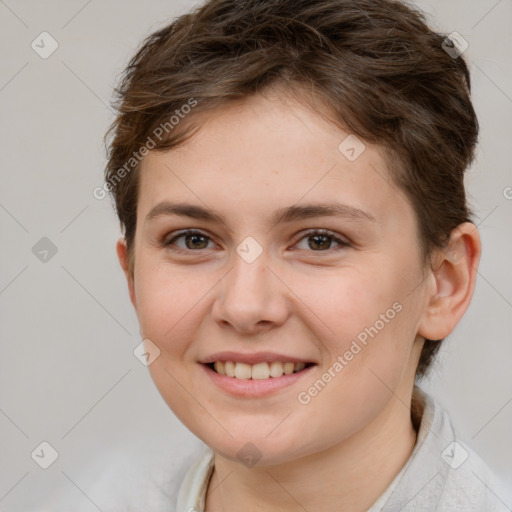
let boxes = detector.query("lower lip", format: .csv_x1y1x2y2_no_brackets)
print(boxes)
200,363,316,398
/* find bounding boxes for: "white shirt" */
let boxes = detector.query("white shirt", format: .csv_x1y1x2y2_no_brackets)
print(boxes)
176,386,512,512
38,386,511,511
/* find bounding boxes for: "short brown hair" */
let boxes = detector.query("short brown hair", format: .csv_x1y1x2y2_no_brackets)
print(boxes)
104,0,479,381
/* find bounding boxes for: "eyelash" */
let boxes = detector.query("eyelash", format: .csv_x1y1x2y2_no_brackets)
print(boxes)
162,229,350,255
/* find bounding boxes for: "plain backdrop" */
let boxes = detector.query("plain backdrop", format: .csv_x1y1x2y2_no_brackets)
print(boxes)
0,0,511,510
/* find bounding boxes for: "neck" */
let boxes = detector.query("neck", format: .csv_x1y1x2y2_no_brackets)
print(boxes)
205,390,419,512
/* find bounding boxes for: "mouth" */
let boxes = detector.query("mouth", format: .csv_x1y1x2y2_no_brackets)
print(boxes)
204,360,317,380
201,359,318,397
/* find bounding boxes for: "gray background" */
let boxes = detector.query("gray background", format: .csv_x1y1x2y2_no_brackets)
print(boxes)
0,0,511,510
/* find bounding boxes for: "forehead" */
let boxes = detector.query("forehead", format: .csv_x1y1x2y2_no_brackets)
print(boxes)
137,93,414,232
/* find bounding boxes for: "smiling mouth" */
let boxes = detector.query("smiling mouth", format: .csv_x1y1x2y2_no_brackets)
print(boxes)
205,361,316,379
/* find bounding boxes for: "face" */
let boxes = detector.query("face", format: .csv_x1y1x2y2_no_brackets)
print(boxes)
121,91,431,466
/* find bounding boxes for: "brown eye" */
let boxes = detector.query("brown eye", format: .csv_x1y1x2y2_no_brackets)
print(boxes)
308,234,333,250
294,230,349,252
164,230,213,251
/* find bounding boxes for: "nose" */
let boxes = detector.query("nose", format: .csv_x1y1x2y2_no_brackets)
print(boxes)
211,250,289,334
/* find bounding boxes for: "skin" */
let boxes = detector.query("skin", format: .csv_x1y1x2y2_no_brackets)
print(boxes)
117,89,481,512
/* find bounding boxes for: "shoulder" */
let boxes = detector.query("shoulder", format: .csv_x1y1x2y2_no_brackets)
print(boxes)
37,441,205,511
376,387,512,512
436,439,512,511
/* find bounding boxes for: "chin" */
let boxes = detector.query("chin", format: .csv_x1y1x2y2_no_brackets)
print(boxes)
200,427,312,468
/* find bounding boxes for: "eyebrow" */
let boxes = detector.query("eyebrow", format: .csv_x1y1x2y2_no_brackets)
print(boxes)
145,201,376,228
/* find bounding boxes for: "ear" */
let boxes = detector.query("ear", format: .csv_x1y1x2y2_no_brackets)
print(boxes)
116,237,137,310
418,222,481,340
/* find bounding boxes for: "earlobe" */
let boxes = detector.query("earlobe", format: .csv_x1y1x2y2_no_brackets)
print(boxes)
417,223,481,340
116,237,137,310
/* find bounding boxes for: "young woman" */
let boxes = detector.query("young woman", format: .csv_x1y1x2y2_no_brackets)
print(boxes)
105,0,511,510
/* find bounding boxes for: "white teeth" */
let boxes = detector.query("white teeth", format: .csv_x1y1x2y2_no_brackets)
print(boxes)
283,362,295,375
251,362,270,380
211,360,310,379
213,361,225,375
269,361,284,378
224,361,236,377
234,362,252,379
294,362,306,372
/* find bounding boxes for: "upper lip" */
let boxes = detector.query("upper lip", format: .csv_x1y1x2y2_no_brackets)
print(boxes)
200,351,316,365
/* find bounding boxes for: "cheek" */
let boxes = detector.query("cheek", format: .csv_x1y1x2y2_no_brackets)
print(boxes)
134,259,206,346
133,265,209,426
306,269,400,343
308,267,416,387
